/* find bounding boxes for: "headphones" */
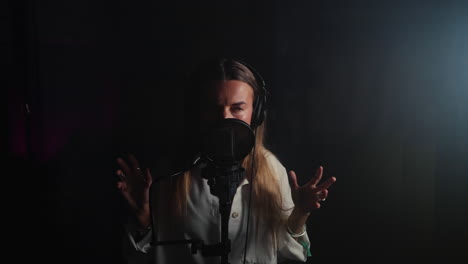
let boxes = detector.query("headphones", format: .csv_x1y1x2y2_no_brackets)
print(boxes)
236,59,268,130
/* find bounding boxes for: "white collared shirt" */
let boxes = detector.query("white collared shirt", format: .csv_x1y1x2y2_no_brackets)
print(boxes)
125,152,310,264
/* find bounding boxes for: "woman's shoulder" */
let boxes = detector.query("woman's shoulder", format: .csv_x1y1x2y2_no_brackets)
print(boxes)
262,148,286,172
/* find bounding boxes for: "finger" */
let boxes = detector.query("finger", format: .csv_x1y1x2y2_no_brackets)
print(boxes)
117,181,127,191
116,169,126,182
144,168,153,187
303,200,321,212
117,182,133,203
315,176,336,192
304,166,323,187
314,201,321,209
128,153,141,171
117,157,131,177
288,170,299,189
317,189,328,201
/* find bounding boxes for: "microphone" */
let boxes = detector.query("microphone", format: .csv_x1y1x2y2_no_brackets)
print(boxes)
199,118,255,167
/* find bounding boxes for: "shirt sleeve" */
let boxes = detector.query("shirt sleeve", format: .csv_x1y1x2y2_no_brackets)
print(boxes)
121,221,155,264
266,152,312,262
125,222,153,253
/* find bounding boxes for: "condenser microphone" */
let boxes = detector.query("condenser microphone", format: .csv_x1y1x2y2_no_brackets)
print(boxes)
200,118,255,167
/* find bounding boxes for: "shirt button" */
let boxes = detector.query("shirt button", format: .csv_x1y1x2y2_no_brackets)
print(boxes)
231,212,239,218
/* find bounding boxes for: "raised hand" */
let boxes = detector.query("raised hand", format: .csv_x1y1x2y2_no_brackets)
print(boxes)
288,166,336,213
116,153,152,228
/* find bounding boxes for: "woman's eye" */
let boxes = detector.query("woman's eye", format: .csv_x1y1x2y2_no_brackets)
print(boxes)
232,107,243,112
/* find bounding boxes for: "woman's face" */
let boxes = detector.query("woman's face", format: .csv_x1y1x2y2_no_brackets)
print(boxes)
200,80,254,127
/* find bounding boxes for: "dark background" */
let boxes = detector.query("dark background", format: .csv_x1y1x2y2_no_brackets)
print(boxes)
5,0,468,263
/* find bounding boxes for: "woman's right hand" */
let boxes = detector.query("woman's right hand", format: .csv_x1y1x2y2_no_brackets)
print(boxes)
116,153,153,229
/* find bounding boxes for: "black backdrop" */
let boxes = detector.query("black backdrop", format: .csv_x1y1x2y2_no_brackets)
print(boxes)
6,0,468,263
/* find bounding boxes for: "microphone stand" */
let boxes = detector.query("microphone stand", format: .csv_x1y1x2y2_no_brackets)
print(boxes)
202,161,244,264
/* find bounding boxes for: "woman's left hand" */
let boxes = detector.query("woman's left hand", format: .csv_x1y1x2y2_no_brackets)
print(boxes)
289,166,336,213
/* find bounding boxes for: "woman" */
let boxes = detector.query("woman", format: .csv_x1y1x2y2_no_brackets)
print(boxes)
116,58,336,263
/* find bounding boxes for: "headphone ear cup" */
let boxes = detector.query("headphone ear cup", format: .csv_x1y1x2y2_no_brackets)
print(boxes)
252,93,266,129
252,96,260,129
